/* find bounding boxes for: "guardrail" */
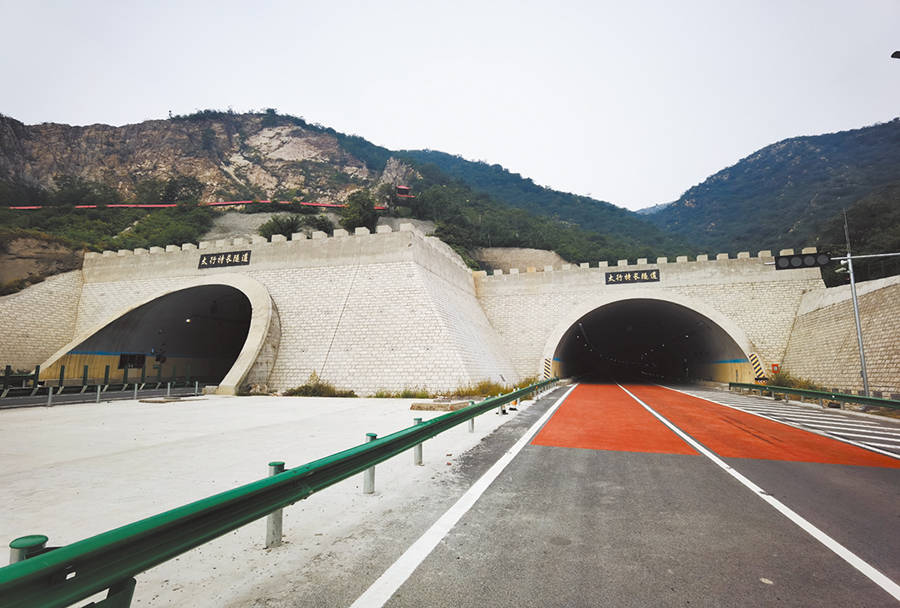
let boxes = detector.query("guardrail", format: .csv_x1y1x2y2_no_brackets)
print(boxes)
728,382,900,411
1,363,204,403
0,378,558,608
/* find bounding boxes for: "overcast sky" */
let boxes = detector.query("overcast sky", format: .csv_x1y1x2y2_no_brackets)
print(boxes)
2,0,899,210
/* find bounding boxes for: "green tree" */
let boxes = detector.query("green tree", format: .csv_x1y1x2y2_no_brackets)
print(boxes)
258,214,303,240
340,189,378,232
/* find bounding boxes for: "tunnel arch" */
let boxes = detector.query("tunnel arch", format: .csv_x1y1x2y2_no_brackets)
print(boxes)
540,290,756,383
40,274,278,394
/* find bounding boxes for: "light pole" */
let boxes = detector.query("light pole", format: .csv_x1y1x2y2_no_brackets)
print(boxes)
832,211,900,397
836,211,869,396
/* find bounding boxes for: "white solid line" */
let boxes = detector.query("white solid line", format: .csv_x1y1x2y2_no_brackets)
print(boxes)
724,406,880,420
764,414,882,426
664,386,900,461
348,384,578,608
797,425,900,439
859,441,900,450
618,384,900,602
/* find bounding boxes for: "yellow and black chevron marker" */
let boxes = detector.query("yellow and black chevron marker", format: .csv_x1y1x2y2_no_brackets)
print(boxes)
543,358,552,379
748,353,767,383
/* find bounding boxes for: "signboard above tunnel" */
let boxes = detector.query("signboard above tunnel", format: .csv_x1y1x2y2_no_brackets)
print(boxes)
605,269,659,284
199,250,251,269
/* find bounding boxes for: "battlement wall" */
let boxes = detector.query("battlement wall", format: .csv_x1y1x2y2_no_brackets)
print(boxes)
474,248,825,378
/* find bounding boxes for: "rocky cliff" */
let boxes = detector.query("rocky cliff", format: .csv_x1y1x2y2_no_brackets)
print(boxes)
0,111,415,203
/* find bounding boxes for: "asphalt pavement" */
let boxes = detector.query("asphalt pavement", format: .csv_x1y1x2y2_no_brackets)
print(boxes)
362,383,900,608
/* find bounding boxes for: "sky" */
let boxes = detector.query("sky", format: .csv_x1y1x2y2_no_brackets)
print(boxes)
2,0,899,210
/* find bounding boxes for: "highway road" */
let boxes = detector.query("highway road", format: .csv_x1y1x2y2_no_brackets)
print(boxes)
349,383,900,608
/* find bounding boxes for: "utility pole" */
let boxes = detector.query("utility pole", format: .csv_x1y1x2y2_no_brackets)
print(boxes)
841,210,870,397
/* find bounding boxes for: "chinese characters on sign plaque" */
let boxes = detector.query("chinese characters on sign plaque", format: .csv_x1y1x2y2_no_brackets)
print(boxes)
605,269,659,284
198,250,251,269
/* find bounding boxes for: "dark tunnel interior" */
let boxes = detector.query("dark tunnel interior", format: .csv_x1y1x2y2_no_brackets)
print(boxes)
553,299,748,383
71,285,252,383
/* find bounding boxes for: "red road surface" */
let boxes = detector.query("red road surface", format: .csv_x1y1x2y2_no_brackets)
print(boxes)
534,383,900,469
532,383,696,454
624,384,900,468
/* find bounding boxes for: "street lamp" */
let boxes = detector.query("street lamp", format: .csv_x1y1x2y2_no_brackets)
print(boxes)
831,211,900,397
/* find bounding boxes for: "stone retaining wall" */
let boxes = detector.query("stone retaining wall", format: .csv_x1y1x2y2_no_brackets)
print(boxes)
782,275,900,396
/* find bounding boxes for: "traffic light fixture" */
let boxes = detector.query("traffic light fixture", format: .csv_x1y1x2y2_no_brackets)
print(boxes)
774,252,832,270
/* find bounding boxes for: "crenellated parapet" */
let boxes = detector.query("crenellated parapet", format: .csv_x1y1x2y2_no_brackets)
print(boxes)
474,247,820,279
83,223,470,286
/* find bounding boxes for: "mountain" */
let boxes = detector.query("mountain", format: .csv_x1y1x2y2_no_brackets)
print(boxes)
0,109,396,205
0,110,691,291
635,202,672,215
398,150,688,253
645,119,900,254
2,110,898,289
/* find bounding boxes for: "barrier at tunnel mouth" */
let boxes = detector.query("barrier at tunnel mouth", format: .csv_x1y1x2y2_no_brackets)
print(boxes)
38,275,278,396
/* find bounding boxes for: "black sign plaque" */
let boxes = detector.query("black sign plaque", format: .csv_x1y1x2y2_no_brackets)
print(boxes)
199,250,251,269
605,269,659,284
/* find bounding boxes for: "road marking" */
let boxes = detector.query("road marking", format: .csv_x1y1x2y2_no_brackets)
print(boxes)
664,386,900,461
349,384,578,608
763,414,884,427
797,427,900,441
618,384,900,602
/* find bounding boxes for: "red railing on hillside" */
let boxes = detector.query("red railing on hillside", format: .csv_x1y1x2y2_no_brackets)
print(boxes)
6,200,388,211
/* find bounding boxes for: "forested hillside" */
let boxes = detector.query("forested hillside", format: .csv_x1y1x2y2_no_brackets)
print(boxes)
645,119,900,255
399,150,688,254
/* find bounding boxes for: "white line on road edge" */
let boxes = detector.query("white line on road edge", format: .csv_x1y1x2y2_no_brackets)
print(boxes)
349,384,578,608
662,385,900,461
618,384,900,602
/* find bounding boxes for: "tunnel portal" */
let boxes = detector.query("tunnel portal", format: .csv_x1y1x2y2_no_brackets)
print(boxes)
60,285,252,384
553,299,749,384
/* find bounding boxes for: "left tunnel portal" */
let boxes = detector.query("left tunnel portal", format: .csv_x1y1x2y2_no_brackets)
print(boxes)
48,285,252,385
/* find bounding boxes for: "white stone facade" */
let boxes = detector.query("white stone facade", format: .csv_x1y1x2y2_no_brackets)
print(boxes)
0,226,518,395
0,271,83,370
782,275,900,396
4,230,890,396
475,254,823,377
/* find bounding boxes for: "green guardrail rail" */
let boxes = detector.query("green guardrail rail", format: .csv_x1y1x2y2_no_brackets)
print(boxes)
728,382,900,410
0,378,559,608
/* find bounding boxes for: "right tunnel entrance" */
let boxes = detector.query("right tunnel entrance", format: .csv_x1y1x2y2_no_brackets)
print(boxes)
553,299,752,384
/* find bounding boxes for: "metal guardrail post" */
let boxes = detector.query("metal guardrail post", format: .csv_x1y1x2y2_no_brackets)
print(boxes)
133,384,138,400
195,381,199,395
30,365,40,396
468,401,475,432
103,365,110,387
9,535,47,564
46,385,53,407
166,382,171,397
265,462,286,548
58,365,65,393
96,384,101,403
363,433,377,494
413,418,423,466
122,367,129,391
